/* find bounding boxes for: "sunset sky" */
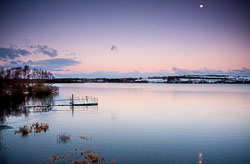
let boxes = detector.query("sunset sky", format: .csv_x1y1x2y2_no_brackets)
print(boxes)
0,0,249,77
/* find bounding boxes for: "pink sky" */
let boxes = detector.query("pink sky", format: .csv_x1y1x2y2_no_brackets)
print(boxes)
0,0,249,76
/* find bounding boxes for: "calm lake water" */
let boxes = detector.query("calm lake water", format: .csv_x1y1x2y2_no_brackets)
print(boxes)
1,83,250,164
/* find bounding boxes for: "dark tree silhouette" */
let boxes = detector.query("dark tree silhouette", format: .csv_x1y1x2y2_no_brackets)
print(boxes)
0,65,54,80
0,65,58,123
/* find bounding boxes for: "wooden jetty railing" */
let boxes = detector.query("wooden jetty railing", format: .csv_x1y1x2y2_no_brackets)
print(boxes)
70,95,98,104
24,94,98,108
69,95,98,102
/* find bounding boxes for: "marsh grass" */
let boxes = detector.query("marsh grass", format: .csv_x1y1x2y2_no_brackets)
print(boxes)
14,122,49,136
47,148,114,164
57,133,71,144
78,136,92,141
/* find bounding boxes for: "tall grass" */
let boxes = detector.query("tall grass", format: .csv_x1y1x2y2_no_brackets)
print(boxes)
57,133,71,144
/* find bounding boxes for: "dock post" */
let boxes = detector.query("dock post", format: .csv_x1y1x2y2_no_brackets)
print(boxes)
72,94,74,105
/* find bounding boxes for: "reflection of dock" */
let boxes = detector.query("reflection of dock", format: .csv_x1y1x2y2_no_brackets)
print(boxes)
52,106,98,112
23,105,98,113
24,95,98,108
24,105,51,108
24,103,97,107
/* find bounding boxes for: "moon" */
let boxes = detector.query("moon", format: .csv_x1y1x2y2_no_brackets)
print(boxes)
200,4,204,8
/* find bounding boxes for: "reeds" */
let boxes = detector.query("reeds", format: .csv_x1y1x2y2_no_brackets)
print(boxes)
57,133,71,144
47,148,115,164
78,136,92,141
13,125,31,136
14,122,49,136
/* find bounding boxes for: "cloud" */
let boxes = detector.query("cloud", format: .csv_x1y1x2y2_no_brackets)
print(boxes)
54,68,250,78
227,68,250,76
33,45,57,57
111,45,118,51
10,61,18,65
55,70,170,78
0,47,31,59
172,67,250,76
2,58,80,71
10,60,24,65
27,58,80,71
172,67,225,75
0,44,58,61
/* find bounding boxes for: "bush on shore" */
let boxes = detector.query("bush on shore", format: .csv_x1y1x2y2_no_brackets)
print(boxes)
0,66,58,123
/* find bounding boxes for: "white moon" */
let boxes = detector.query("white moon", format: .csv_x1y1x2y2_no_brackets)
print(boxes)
200,4,204,8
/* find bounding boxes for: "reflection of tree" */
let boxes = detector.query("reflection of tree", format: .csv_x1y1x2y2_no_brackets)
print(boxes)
0,93,57,124
0,127,9,164
24,95,55,113
0,93,25,123
0,130,3,151
0,91,57,124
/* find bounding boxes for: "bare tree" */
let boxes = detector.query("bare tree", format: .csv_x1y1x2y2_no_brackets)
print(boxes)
0,66,54,80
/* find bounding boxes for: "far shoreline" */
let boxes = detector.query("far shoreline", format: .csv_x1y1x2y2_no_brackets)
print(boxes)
43,75,250,84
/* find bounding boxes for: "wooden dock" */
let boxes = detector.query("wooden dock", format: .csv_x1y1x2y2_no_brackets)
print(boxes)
24,95,98,108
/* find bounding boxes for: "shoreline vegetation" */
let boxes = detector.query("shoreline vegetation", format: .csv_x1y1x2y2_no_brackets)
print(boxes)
45,75,250,84
0,65,58,97
0,66,58,123
0,67,58,97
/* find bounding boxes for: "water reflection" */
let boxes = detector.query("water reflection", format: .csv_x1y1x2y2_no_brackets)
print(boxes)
0,93,99,123
1,84,250,164
0,94,55,124
57,133,71,144
199,152,202,164
70,106,98,117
